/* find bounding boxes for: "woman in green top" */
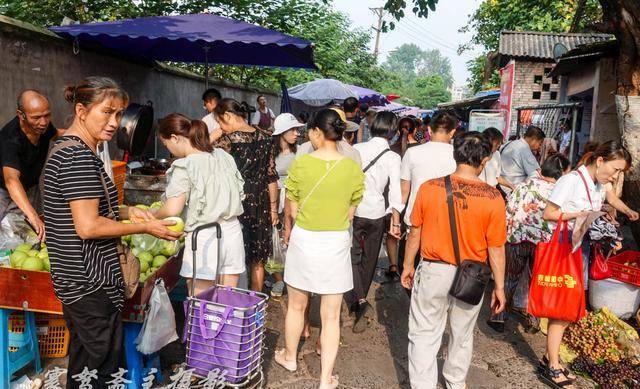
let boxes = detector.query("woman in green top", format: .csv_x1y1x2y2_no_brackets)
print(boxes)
275,109,364,389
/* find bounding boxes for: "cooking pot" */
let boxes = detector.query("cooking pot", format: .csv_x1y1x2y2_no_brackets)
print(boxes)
117,101,154,156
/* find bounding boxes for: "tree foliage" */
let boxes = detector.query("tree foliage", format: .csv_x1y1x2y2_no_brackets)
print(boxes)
0,0,392,94
412,74,451,108
379,44,452,108
384,43,453,88
383,0,603,93
458,0,602,52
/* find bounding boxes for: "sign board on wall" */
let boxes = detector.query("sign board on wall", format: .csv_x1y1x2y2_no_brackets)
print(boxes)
499,60,516,137
469,110,506,133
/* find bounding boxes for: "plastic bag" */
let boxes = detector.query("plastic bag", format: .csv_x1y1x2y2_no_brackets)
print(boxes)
135,279,178,354
0,213,38,247
98,142,113,180
528,218,587,322
131,233,163,256
265,227,286,274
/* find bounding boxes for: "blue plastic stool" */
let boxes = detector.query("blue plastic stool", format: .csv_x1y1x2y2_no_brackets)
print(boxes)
0,308,42,388
123,322,163,388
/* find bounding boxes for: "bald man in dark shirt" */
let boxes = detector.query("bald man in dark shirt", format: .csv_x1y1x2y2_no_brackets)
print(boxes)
0,90,61,240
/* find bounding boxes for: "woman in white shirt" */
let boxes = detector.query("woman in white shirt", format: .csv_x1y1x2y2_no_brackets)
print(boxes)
151,114,246,294
480,127,514,190
540,141,639,388
270,113,303,297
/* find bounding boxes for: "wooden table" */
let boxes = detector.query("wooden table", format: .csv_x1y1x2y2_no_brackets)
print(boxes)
0,253,183,322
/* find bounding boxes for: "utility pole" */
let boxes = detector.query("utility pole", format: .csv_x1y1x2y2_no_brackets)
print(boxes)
370,7,384,60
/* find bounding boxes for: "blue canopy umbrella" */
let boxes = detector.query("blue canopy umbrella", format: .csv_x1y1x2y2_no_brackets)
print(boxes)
280,81,293,114
50,13,316,87
348,84,388,107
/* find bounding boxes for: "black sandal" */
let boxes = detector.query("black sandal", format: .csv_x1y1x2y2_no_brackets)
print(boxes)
386,265,400,282
538,363,576,388
541,356,576,380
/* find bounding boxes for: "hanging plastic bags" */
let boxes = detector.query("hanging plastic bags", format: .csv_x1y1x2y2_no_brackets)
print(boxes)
136,279,178,354
265,227,286,274
528,217,587,322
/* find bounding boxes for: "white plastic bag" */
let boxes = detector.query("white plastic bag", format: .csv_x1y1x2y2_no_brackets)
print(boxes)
135,279,178,354
98,142,113,180
589,278,640,319
265,227,286,274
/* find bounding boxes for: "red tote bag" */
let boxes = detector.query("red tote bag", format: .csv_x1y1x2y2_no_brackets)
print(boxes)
528,216,586,322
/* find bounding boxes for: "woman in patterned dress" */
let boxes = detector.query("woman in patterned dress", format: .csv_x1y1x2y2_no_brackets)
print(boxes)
214,98,279,291
486,154,571,333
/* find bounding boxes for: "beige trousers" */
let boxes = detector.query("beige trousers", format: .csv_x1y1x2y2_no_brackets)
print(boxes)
408,261,483,389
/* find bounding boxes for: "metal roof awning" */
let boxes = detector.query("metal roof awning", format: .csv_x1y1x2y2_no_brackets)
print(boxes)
549,39,618,77
438,91,500,110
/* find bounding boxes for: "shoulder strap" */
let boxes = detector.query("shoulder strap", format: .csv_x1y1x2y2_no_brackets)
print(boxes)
575,169,593,208
298,158,344,213
40,138,116,218
445,175,461,266
363,149,390,173
39,139,83,198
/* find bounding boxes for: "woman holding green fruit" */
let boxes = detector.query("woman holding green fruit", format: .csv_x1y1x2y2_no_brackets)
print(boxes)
42,77,182,388
146,113,247,294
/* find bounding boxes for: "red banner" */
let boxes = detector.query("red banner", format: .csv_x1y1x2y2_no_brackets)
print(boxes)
499,61,516,138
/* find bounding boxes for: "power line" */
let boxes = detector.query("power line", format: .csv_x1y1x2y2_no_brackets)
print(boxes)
397,23,462,55
394,23,473,60
406,14,464,51
399,21,459,52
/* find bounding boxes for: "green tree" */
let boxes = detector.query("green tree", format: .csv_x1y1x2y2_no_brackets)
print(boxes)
459,0,602,52
382,0,602,92
0,0,385,93
456,0,602,92
422,49,453,88
412,74,451,108
383,43,453,88
381,43,453,107
384,43,427,77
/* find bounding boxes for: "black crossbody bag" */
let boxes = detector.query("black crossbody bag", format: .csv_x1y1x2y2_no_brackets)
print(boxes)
445,175,492,305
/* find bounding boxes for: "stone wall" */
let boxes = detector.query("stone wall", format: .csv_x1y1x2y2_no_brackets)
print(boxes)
0,16,281,158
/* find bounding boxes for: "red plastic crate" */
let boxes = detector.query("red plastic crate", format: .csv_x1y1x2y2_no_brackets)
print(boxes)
608,251,640,286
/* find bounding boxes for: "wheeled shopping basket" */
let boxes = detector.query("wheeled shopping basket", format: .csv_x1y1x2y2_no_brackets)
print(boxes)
184,222,268,388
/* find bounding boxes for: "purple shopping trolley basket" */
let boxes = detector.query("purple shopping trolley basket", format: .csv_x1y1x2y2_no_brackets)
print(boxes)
184,285,268,384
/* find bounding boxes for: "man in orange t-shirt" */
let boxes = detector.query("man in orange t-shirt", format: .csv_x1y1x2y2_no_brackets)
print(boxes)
401,132,507,389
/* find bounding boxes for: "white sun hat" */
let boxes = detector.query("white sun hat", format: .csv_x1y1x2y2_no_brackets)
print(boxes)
273,113,304,136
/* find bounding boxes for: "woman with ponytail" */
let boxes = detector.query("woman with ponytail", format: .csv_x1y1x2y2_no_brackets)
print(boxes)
275,109,364,389
151,113,246,292
214,98,279,292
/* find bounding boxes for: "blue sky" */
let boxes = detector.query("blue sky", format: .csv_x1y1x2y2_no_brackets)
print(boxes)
332,0,484,87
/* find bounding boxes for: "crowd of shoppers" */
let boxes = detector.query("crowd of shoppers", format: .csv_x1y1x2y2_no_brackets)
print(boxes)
27,76,640,389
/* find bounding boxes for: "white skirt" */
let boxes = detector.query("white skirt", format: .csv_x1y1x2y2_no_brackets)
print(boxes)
180,218,246,280
284,225,353,295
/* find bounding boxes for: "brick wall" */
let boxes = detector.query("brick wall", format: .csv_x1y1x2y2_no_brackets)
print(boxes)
508,60,562,134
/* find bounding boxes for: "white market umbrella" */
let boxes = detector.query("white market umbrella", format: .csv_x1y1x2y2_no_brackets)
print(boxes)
288,78,358,107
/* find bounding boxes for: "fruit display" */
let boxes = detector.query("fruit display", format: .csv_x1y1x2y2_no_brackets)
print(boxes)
121,203,185,284
5,242,50,272
563,308,640,387
570,356,640,389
